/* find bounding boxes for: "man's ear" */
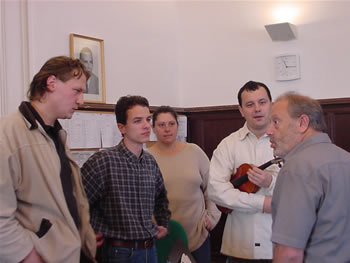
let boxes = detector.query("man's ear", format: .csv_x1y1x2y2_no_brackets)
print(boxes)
117,123,125,136
299,114,310,133
238,106,244,118
46,75,57,92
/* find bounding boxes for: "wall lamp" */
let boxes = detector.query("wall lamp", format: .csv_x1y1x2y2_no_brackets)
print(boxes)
264,22,297,41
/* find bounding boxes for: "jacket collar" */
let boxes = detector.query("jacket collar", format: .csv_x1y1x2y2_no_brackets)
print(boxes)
19,101,62,134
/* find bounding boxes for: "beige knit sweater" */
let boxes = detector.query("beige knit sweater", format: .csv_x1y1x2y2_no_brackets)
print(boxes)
148,143,221,251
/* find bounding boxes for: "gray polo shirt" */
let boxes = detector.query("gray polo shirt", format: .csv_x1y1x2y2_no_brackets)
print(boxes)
271,133,350,263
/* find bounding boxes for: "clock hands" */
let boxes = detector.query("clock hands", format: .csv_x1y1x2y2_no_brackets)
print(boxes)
282,58,296,68
282,60,287,68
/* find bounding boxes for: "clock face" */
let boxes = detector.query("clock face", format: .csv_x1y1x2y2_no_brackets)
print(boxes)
275,54,300,81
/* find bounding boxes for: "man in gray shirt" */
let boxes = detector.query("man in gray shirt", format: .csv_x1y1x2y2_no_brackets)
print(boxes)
267,92,350,263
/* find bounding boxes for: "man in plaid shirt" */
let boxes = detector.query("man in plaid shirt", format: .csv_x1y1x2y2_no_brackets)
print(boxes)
81,95,171,263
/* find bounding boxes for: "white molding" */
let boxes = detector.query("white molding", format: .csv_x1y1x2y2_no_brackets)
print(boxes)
26,0,35,86
20,0,30,101
0,0,8,116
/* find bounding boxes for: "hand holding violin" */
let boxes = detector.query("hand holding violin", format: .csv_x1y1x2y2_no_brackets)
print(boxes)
247,165,273,188
216,158,283,214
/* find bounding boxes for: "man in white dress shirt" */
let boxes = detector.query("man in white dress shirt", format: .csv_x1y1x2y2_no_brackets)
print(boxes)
208,81,280,263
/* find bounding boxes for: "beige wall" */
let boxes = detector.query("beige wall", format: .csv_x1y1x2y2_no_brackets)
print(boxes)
2,1,350,115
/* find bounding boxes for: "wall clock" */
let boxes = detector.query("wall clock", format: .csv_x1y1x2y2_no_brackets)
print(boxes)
275,54,300,81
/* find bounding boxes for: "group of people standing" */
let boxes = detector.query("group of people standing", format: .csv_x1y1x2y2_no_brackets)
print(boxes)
1,55,350,263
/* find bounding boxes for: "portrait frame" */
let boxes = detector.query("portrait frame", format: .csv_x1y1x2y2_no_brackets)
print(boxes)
70,33,106,103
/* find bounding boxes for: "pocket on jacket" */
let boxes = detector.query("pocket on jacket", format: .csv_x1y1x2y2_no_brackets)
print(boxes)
35,218,52,238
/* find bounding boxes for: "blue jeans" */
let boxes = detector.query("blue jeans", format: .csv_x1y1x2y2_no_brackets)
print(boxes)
101,244,158,263
227,257,272,263
191,235,211,263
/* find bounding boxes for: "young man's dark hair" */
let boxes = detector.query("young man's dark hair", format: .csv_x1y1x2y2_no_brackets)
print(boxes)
115,95,149,124
237,80,272,107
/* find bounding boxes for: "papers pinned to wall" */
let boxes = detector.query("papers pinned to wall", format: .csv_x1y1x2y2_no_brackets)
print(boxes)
71,150,96,167
59,111,122,149
59,112,188,151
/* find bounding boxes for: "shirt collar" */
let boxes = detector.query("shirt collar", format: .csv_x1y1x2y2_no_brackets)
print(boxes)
237,122,250,140
284,133,331,161
237,122,269,141
118,140,145,163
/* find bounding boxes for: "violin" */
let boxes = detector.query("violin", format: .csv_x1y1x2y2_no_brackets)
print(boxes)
217,157,283,214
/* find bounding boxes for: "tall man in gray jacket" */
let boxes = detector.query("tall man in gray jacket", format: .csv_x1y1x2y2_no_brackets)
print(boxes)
0,56,97,262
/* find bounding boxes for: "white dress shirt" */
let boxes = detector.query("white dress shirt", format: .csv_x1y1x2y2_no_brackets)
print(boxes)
208,123,280,259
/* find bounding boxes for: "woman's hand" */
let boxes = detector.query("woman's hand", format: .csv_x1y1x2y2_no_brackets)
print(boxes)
204,215,211,230
96,232,104,247
21,248,45,263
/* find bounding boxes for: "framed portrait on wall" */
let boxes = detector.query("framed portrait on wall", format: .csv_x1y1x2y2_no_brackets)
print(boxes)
70,33,106,103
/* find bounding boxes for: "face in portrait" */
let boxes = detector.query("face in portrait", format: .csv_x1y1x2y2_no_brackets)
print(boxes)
80,47,99,95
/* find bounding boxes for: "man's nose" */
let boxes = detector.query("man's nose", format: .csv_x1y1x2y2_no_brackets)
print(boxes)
144,120,151,128
77,93,84,105
255,104,261,112
266,123,273,135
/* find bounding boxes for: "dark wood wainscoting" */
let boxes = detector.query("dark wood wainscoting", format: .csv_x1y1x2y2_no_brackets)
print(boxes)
186,106,244,159
185,98,350,157
322,98,350,153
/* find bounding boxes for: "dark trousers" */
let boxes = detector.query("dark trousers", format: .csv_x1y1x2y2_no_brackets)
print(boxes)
191,235,211,263
80,251,94,263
